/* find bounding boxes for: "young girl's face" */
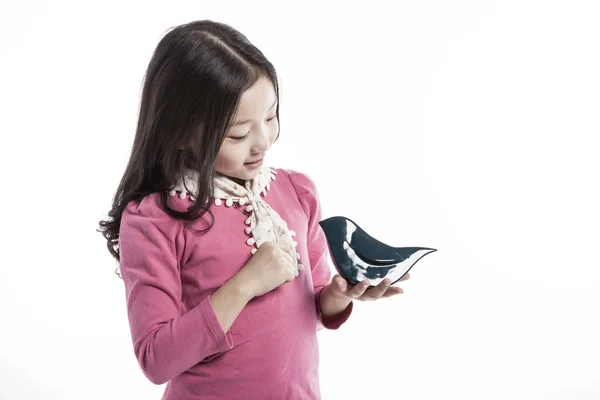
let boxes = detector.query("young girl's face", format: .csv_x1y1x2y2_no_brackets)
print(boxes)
214,75,279,184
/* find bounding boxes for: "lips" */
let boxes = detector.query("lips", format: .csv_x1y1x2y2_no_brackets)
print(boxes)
245,158,263,164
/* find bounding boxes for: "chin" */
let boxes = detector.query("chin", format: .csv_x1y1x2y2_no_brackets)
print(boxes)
245,171,260,181
228,170,257,183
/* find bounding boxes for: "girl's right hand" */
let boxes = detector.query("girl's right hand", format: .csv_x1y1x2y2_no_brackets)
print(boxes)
236,241,298,298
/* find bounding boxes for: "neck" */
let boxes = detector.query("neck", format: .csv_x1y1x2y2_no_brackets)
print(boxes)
230,177,246,187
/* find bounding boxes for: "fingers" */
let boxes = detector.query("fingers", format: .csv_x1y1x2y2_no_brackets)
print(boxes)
346,279,371,298
274,245,298,279
381,286,404,297
350,278,405,300
277,249,293,266
276,241,295,257
347,278,391,300
283,243,297,261
364,278,392,299
282,259,297,281
274,250,296,281
275,242,301,277
273,242,297,264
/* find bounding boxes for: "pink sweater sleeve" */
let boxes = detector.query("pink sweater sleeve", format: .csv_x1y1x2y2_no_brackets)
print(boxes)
288,171,353,330
118,196,233,385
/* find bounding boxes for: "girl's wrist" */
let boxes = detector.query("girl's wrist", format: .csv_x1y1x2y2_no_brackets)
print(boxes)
225,274,256,303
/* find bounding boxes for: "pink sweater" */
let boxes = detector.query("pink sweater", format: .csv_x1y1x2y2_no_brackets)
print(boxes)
118,168,353,399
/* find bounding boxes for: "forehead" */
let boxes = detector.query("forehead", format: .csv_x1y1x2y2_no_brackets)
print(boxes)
236,75,277,114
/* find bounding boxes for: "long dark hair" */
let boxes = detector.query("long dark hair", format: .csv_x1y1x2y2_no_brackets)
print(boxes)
98,20,280,273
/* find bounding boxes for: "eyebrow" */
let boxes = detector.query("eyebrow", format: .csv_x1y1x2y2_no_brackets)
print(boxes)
231,99,278,126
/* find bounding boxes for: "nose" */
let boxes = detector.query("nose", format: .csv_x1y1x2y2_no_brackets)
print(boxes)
252,126,272,153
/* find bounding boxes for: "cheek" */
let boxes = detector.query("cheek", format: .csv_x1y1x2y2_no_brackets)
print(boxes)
269,120,280,142
215,145,241,169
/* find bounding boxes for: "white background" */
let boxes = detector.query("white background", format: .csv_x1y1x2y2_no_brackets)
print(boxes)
1,1,599,399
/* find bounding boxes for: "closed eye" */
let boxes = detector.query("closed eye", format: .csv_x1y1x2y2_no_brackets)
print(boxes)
229,115,277,141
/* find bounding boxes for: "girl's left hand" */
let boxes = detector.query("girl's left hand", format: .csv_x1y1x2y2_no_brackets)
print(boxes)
330,273,410,301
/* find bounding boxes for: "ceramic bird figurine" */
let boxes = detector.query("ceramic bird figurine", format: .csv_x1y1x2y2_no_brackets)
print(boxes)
318,216,437,287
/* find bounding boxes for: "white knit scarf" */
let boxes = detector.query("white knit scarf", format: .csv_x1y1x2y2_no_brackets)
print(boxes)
171,165,304,275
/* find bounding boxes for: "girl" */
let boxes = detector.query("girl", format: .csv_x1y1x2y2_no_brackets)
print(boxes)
98,19,407,400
